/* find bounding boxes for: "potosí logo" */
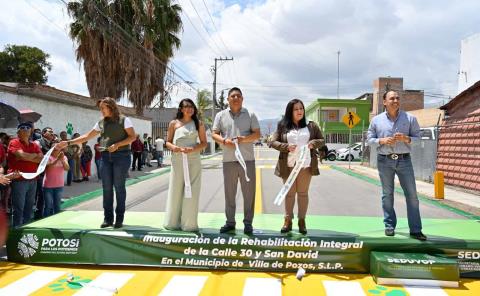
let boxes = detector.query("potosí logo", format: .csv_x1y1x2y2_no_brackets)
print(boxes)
41,238,80,248
18,234,39,258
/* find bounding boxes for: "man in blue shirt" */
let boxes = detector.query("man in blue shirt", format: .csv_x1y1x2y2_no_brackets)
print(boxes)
367,90,426,241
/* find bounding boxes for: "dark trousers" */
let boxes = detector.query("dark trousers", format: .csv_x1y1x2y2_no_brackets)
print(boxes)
222,161,256,226
132,152,142,169
95,159,102,180
34,175,44,219
11,179,37,227
67,158,74,185
102,150,131,223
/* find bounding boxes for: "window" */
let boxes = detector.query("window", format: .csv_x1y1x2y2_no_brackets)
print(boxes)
420,129,433,140
321,110,339,122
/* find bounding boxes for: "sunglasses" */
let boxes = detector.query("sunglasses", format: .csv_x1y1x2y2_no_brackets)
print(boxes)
18,126,32,130
182,104,194,109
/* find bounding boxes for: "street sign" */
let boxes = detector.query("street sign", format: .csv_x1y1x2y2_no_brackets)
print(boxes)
342,112,361,129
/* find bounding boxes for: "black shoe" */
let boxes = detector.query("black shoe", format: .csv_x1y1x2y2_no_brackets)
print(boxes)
219,224,235,233
410,232,427,241
385,228,395,236
131,168,136,171
244,224,253,235
100,221,113,228
114,221,123,229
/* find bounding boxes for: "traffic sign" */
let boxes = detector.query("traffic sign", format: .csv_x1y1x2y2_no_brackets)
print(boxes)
342,112,361,129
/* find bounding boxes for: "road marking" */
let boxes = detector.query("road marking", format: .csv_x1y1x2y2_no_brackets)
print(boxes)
0,270,65,296
255,165,275,169
404,286,448,296
255,167,263,214
73,272,134,296
158,275,208,296
242,278,281,296
322,281,366,296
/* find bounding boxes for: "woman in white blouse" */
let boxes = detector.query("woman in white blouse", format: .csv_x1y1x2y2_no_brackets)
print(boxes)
270,99,324,234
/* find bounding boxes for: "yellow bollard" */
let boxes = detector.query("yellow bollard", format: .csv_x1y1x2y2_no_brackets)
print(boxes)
434,171,445,199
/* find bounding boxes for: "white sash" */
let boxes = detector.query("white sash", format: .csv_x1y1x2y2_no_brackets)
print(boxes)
233,139,250,182
20,147,55,179
182,152,192,198
274,145,309,206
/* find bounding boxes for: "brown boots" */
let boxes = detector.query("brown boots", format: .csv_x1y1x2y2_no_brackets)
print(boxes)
280,217,307,234
298,218,307,235
280,217,292,233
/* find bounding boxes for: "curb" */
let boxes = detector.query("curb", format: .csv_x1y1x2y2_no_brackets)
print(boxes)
331,165,480,221
62,152,221,209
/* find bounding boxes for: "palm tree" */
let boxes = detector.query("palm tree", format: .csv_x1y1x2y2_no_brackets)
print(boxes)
67,0,182,115
196,89,212,125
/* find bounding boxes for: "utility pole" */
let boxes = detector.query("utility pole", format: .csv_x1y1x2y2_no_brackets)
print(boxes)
337,50,340,99
211,57,233,154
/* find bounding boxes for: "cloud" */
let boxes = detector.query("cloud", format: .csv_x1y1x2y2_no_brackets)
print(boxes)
0,0,87,95
2,0,480,120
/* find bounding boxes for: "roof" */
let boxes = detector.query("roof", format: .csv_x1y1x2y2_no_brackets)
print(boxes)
440,80,480,111
0,82,151,120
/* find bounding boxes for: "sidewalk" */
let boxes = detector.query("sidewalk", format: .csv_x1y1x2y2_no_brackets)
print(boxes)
62,163,168,200
332,163,480,218
61,153,221,208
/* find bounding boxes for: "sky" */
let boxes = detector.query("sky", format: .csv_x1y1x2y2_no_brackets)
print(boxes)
1,0,479,120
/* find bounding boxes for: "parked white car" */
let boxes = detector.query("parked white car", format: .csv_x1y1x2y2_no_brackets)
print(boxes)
336,142,365,161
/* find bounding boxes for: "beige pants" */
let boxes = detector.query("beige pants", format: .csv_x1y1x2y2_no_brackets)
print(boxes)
282,168,312,219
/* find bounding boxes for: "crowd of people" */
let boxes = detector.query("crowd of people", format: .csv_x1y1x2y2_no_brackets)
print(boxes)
0,113,166,228
1,87,426,241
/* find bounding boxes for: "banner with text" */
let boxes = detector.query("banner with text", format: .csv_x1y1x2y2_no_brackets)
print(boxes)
7,228,480,278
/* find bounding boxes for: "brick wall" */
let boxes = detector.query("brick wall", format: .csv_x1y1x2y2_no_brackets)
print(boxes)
436,109,480,192
401,91,424,111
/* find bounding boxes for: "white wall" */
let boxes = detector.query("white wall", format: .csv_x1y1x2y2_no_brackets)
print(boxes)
458,33,480,93
0,90,151,177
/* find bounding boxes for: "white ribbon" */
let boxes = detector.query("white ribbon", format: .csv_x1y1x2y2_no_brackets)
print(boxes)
182,152,192,198
274,145,309,206
233,139,250,182
20,147,55,179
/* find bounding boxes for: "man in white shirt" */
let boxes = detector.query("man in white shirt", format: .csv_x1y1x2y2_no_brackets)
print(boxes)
154,136,165,167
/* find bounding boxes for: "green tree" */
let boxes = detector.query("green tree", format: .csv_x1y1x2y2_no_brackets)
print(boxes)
67,0,182,115
217,90,228,110
0,45,52,84
196,89,212,124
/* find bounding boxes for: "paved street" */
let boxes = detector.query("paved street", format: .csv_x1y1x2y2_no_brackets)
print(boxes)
2,147,478,296
71,147,465,221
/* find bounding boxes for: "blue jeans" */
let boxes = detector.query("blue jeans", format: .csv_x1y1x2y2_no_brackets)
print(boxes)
155,151,164,166
95,159,103,180
11,179,37,227
67,158,74,185
377,154,422,233
101,150,131,223
43,187,63,217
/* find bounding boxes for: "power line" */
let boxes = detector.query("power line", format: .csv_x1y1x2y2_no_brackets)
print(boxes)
57,0,198,93
186,0,225,55
59,0,199,87
180,10,221,56
201,0,233,57
23,0,68,36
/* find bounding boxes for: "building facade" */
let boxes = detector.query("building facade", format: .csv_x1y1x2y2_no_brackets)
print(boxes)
458,33,480,94
0,83,152,176
371,77,424,120
437,80,480,193
305,98,371,144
